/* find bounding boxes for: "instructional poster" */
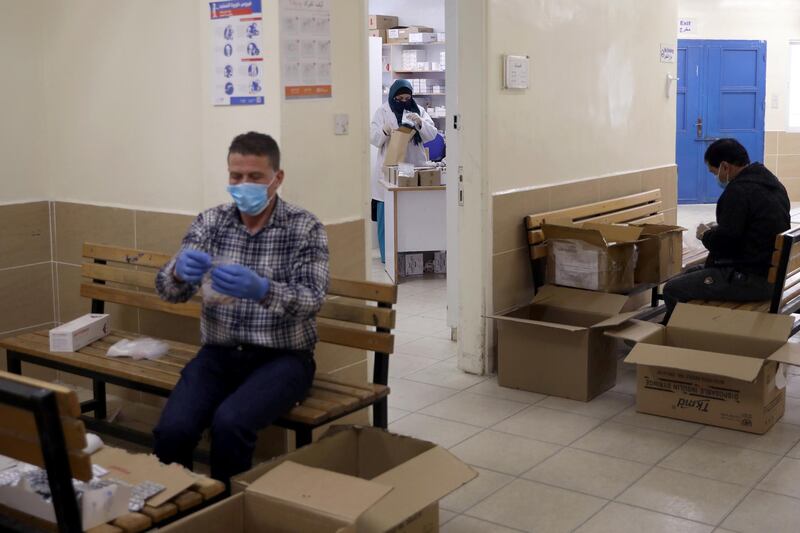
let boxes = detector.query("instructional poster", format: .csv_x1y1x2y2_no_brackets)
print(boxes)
210,0,265,106
279,0,332,99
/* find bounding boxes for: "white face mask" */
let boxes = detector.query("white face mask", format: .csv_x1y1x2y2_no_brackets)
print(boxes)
716,164,729,189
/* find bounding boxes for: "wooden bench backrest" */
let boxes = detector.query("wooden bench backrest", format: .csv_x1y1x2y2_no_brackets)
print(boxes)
79,243,398,355
769,227,800,314
0,371,92,481
525,189,665,261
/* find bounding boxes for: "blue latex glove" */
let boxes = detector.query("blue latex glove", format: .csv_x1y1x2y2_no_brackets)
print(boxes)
174,249,211,284
211,264,270,301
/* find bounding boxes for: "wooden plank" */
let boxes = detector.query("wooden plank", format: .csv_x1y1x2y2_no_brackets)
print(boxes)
313,379,377,400
318,300,395,329
105,332,199,359
82,263,157,290
0,371,81,417
0,404,87,450
308,388,360,408
782,284,800,309
87,525,124,533
317,323,394,353
173,490,204,512
80,283,201,319
192,477,226,500
84,243,171,269
328,278,397,304
531,245,547,260
301,396,347,416
140,502,178,523
282,404,329,425
525,189,662,229
0,434,92,481
579,201,663,225
112,513,152,533
737,301,770,312
627,213,665,226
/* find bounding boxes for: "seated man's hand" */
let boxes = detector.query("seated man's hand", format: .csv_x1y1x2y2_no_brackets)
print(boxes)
696,223,711,240
174,249,212,284
211,264,270,301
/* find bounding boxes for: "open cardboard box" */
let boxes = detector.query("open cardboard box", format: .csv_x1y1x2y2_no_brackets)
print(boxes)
492,285,637,401
542,222,643,293
634,224,686,284
609,304,800,433
161,426,476,533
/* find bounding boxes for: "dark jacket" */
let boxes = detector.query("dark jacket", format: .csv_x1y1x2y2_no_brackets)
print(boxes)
702,163,790,276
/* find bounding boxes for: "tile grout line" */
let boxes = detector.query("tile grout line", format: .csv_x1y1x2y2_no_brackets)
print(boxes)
48,201,58,325
0,322,56,337
0,261,53,273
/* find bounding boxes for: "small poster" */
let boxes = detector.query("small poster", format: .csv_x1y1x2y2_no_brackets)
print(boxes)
660,44,676,63
210,0,265,106
280,0,332,99
678,18,696,35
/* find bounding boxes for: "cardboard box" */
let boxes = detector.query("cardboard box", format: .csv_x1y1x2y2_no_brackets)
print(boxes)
368,14,399,30
368,29,387,42
383,165,398,184
434,251,447,274
384,127,416,166
397,175,418,187
543,222,643,293
610,304,800,433
416,167,442,186
492,285,635,401
634,224,686,284
387,26,434,44
409,32,437,43
400,253,424,276
163,426,476,533
49,313,110,352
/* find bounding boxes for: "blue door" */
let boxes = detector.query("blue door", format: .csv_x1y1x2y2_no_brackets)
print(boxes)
676,40,766,204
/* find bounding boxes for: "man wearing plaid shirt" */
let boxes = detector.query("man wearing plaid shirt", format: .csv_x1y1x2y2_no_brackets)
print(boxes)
153,132,329,486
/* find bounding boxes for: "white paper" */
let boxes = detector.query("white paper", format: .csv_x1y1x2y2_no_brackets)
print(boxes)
280,0,332,99
504,55,530,90
210,1,265,106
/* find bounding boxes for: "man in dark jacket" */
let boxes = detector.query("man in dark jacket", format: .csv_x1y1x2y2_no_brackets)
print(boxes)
662,138,790,322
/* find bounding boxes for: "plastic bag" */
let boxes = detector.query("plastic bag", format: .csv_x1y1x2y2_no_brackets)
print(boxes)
401,109,417,129
202,256,237,306
107,338,169,360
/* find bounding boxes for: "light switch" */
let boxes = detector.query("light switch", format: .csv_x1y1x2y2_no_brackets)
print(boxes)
771,94,780,109
334,114,349,135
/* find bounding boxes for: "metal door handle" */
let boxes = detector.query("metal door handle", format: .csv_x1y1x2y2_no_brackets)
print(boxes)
696,117,703,138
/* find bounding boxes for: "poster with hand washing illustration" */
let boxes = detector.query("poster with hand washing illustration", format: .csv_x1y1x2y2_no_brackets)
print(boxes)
280,0,332,99
210,0,265,106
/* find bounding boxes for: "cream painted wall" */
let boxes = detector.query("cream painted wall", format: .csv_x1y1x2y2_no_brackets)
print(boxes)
679,0,800,132
487,0,678,194
0,0,47,203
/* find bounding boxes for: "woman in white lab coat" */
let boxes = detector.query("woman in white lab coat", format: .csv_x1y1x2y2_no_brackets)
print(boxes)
370,79,438,263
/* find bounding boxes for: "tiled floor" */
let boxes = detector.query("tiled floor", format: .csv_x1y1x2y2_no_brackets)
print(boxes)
371,250,800,532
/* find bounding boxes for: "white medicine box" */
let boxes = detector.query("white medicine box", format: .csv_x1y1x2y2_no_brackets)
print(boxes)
49,314,110,352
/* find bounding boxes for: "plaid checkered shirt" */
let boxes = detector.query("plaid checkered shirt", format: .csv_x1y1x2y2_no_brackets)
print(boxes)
156,197,329,351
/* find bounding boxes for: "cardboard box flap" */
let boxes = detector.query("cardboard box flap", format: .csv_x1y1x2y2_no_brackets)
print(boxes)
590,310,640,330
768,342,800,367
604,319,664,343
669,304,793,344
637,224,687,235
582,222,644,243
356,446,477,532
542,223,607,248
490,312,587,333
531,285,629,315
248,461,393,524
625,343,765,382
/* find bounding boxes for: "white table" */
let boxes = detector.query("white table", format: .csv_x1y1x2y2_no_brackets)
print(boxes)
381,180,447,283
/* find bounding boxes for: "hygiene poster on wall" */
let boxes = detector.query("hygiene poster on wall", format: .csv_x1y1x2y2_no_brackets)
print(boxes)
210,0,265,106
279,0,332,99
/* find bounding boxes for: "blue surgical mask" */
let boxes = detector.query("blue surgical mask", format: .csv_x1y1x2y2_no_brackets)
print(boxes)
227,183,270,215
716,165,729,189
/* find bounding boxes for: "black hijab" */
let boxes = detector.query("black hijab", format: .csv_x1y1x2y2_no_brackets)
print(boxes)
388,79,422,145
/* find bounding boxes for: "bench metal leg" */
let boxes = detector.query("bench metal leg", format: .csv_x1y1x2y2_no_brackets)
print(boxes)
651,286,661,308
92,380,107,420
295,428,313,449
6,351,21,375
373,397,388,429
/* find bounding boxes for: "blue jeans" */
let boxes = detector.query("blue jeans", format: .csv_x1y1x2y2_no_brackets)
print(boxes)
153,344,315,485
377,201,386,264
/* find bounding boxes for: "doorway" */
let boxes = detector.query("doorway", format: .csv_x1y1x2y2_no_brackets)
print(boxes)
676,39,767,204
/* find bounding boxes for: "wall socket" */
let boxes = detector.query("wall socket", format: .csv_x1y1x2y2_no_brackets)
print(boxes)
334,114,349,135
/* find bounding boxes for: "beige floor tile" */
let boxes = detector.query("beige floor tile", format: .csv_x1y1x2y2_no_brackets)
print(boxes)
440,467,515,513
660,438,781,486
757,457,800,499
450,430,561,475
537,391,634,420
389,353,440,378
524,448,650,499
721,490,800,533
387,406,411,424
428,326,456,341
388,413,481,449
439,509,457,527
398,336,458,360
694,423,800,455
386,377,458,411
421,392,528,428
393,331,425,347
467,479,607,532
420,306,448,321
493,406,602,445
575,502,713,533
572,422,688,464
441,515,522,533
406,362,488,391
610,367,638,396
611,406,703,436
467,377,547,405
395,316,448,336
781,396,800,426
787,440,800,459
617,467,749,525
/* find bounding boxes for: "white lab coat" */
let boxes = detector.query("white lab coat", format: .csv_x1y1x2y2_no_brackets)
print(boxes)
370,102,437,202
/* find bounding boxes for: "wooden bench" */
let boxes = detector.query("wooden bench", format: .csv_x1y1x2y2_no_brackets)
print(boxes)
1,243,397,452
0,371,226,533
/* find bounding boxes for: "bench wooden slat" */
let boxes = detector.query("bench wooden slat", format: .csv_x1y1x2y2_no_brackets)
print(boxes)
90,336,194,366
629,213,665,226
0,404,87,450
112,512,152,533
173,490,204,512
140,503,177,523
81,283,201,319
526,189,662,230
82,262,157,290
313,378,377,400
318,300,395,329
328,278,397,304
0,371,80,417
0,434,92,481
84,243,172,269
579,201,663,226
191,477,226,500
317,323,394,353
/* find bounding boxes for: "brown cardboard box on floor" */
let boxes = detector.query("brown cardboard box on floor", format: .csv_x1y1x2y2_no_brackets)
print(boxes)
492,285,636,401
608,304,800,434
543,222,643,293
368,14,399,30
161,426,476,533
634,224,686,284
384,127,416,166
